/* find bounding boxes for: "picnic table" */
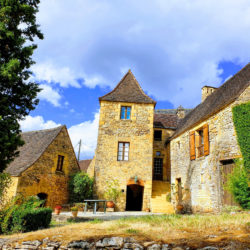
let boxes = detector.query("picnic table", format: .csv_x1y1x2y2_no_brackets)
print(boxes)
84,199,107,214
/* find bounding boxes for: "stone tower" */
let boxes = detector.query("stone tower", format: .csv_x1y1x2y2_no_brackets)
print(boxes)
94,70,156,211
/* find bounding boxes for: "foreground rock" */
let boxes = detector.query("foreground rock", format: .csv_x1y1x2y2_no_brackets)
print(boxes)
0,237,249,250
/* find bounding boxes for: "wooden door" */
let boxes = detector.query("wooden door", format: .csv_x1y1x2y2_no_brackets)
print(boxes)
222,160,238,206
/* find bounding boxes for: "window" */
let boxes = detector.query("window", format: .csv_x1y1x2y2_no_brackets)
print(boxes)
153,158,163,180
121,106,131,120
56,155,64,171
156,151,161,156
118,142,129,161
189,124,209,160
154,130,162,141
197,129,204,157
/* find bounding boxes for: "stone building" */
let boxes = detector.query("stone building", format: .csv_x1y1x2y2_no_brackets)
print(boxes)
5,126,79,208
91,64,249,213
90,70,190,212
170,63,250,212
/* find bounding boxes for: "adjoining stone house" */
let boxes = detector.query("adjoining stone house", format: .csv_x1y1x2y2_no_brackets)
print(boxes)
89,70,190,212
79,159,92,173
170,63,250,213
4,126,80,208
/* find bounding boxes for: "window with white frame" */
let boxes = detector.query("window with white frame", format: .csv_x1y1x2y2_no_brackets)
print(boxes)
118,142,129,161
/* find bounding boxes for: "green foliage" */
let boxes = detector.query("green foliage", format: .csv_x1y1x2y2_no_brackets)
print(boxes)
0,195,52,234
232,102,250,174
71,206,78,211
12,207,52,233
104,179,122,203
0,0,43,171
0,173,11,203
230,103,250,209
69,172,94,203
226,159,250,209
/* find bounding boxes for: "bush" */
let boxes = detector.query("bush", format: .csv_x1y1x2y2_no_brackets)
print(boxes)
0,195,52,234
69,172,93,203
104,179,122,203
226,159,250,209
12,208,52,233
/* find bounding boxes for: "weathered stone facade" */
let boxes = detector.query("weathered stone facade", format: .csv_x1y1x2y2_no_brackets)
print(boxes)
170,85,250,212
94,100,155,211
6,126,79,208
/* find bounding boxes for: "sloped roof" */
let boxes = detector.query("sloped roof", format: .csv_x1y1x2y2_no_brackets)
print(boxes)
6,126,65,176
154,113,179,129
79,159,92,172
99,70,156,105
172,63,250,139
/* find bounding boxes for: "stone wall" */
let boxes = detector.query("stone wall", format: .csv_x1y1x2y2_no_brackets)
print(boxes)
16,127,79,208
94,101,154,211
0,177,19,208
153,128,175,181
170,85,250,212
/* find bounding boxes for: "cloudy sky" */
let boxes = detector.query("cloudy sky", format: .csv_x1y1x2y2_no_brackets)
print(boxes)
20,0,250,159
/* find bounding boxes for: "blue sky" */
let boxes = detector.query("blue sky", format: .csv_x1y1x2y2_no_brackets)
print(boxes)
20,0,250,159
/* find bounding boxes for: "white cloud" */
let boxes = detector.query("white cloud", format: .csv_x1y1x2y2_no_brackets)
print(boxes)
38,84,62,107
20,112,100,159
34,0,250,107
68,112,99,159
20,115,61,132
32,62,81,88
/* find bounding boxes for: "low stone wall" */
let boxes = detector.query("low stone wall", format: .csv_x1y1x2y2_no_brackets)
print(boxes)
0,236,240,250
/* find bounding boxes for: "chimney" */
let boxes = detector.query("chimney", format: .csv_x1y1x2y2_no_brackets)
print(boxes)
176,105,185,119
201,86,217,102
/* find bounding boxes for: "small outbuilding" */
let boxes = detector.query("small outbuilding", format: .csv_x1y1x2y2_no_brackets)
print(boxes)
5,125,79,208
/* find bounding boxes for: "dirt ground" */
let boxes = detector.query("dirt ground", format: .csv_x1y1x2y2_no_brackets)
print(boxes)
1,213,250,249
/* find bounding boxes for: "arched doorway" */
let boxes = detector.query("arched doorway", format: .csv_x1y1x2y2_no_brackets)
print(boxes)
126,184,144,211
37,193,48,206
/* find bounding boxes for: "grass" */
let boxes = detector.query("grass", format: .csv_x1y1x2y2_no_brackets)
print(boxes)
125,228,140,234
1,213,249,247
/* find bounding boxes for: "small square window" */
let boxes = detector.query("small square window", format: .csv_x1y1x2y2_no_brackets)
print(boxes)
56,155,64,172
154,130,162,141
121,106,131,120
118,142,130,161
156,151,161,156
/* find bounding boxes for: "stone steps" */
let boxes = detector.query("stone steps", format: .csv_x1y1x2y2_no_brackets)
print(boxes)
151,181,174,214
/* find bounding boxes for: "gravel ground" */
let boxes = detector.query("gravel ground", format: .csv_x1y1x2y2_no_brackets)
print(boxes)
53,211,162,221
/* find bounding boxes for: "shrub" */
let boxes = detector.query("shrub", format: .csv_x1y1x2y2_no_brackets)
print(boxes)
0,195,52,234
12,207,52,233
226,159,250,209
69,172,94,203
104,179,122,203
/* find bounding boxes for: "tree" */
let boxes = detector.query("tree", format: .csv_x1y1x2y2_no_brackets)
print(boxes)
0,0,43,172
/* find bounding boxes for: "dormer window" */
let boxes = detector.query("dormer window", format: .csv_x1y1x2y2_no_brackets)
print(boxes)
56,155,64,172
121,106,131,120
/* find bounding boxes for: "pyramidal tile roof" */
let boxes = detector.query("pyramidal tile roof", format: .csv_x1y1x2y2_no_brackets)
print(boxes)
99,70,156,105
5,125,65,176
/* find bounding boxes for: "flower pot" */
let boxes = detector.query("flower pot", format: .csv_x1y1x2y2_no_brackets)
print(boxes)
176,204,184,211
107,201,115,208
72,211,78,218
54,208,61,215
145,208,150,212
